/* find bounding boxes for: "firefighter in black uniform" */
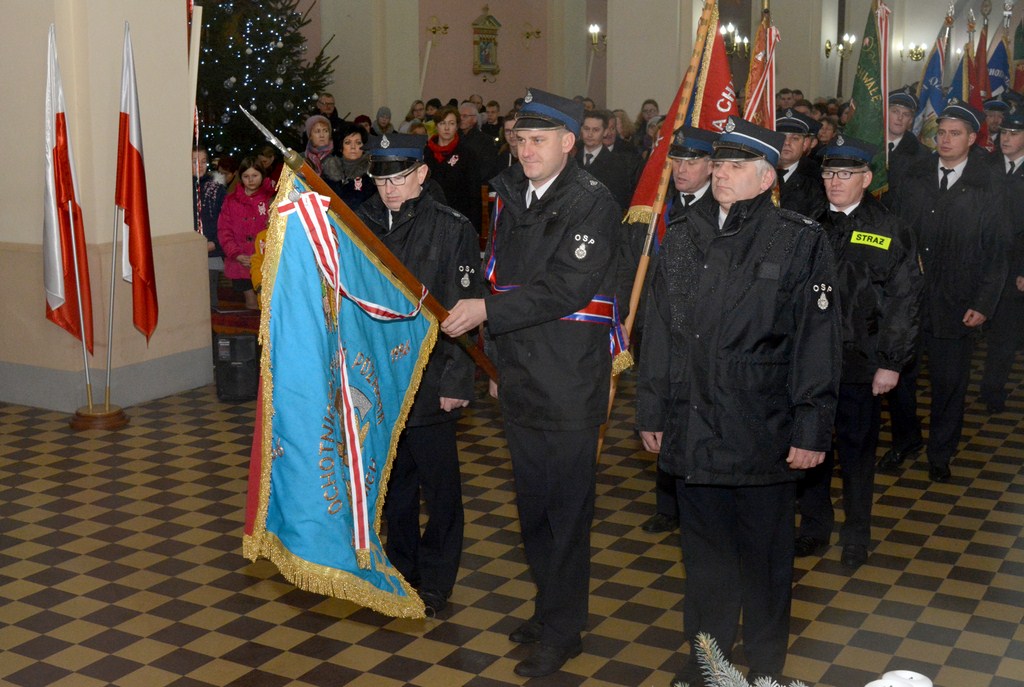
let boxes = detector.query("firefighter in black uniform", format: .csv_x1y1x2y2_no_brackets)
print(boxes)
776,109,826,218
357,133,481,615
442,88,623,679
794,136,922,570
980,110,1024,412
888,101,1010,482
883,87,930,206
636,115,841,686
633,125,720,536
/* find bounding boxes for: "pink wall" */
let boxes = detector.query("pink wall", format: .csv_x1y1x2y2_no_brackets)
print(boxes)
419,0,549,116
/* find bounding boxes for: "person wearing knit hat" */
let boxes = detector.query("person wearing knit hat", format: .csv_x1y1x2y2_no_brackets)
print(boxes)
638,114,841,686
882,97,1011,483
303,114,335,175
794,134,922,571
373,106,393,136
441,86,622,679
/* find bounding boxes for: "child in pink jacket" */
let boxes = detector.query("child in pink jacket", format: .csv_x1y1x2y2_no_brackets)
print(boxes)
217,157,274,309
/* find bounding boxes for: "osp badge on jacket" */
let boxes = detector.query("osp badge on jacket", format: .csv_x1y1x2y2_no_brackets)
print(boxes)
574,233,595,260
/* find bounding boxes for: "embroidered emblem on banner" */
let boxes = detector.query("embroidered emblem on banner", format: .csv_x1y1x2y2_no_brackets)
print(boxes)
813,283,833,310
574,233,594,260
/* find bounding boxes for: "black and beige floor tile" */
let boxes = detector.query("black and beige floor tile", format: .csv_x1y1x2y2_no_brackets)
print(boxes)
2,353,1023,686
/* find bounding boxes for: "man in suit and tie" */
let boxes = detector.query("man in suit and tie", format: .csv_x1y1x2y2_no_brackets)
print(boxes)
576,109,636,212
980,110,1024,412
889,101,1010,482
884,87,929,204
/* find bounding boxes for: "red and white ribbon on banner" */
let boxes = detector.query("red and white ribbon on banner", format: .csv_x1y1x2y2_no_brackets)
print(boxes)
277,191,428,561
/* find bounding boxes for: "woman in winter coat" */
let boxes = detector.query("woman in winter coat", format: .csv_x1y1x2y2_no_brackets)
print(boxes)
217,157,274,309
322,123,377,210
424,106,482,232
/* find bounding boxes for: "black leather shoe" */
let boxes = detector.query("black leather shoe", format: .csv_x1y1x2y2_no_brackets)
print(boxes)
878,441,923,472
928,463,951,483
508,619,543,644
841,544,868,570
642,513,679,533
513,642,582,678
793,535,827,557
419,589,448,615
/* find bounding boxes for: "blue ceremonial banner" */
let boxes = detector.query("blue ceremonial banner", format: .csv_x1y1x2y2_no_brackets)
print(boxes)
914,42,945,149
243,167,435,618
988,39,1011,97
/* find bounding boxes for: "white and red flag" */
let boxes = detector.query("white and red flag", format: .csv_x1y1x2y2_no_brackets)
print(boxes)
116,23,158,340
43,24,94,354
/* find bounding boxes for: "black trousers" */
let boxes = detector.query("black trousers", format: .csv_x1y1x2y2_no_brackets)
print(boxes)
981,289,1024,403
504,421,598,649
655,464,678,517
676,479,796,675
383,420,464,596
884,355,923,455
798,382,880,548
922,333,975,467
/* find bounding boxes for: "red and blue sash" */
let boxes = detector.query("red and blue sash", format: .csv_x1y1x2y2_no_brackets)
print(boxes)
486,195,628,358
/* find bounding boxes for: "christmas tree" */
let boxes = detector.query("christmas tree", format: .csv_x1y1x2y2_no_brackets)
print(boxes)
197,0,336,159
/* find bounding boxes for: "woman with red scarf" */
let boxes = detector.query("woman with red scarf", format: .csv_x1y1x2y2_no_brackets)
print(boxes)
424,106,482,232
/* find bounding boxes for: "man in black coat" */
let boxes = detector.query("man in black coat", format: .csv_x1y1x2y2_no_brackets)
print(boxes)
442,88,623,679
576,109,636,212
980,111,1024,412
889,101,1010,482
630,125,720,536
794,136,921,570
357,133,482,615
884,87,930,204
776,109,827,218
636,116,841,686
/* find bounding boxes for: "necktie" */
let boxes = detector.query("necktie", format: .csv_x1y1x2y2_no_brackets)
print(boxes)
528,190,539,208
776,168,787,183
585,153,593,167
939,167,953,191
888,141,895,154
1009,160,1017,176
682,193,696,207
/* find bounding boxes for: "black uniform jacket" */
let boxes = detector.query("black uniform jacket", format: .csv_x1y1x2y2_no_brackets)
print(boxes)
891,148,1010,338
485,158,622,431
990,151,1024,286
357,192,482,426
884,133,929,205
576,147,635,213
779,156,826,219
636,189,842,486
817,195,922,384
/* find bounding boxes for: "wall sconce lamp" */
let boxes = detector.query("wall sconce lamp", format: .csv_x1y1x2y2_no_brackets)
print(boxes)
588,23,607,53
826,33,855,58
899,41,926,61
522,22,541,50
427,16,449,38
719,22,749,58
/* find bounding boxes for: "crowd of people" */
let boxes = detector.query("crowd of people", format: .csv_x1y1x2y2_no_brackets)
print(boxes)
192,83,1024,685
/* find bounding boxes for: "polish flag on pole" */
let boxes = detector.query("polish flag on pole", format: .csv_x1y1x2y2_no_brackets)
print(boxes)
116,23,158,340
44,24,94,354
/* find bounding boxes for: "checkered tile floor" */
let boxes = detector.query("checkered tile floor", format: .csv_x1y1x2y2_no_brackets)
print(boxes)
2,352,1023,687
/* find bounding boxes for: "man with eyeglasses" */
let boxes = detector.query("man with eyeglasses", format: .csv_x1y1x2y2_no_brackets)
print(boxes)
887,101,1010,482
636,115,840,686
355,133,482,616
794,136,921,570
